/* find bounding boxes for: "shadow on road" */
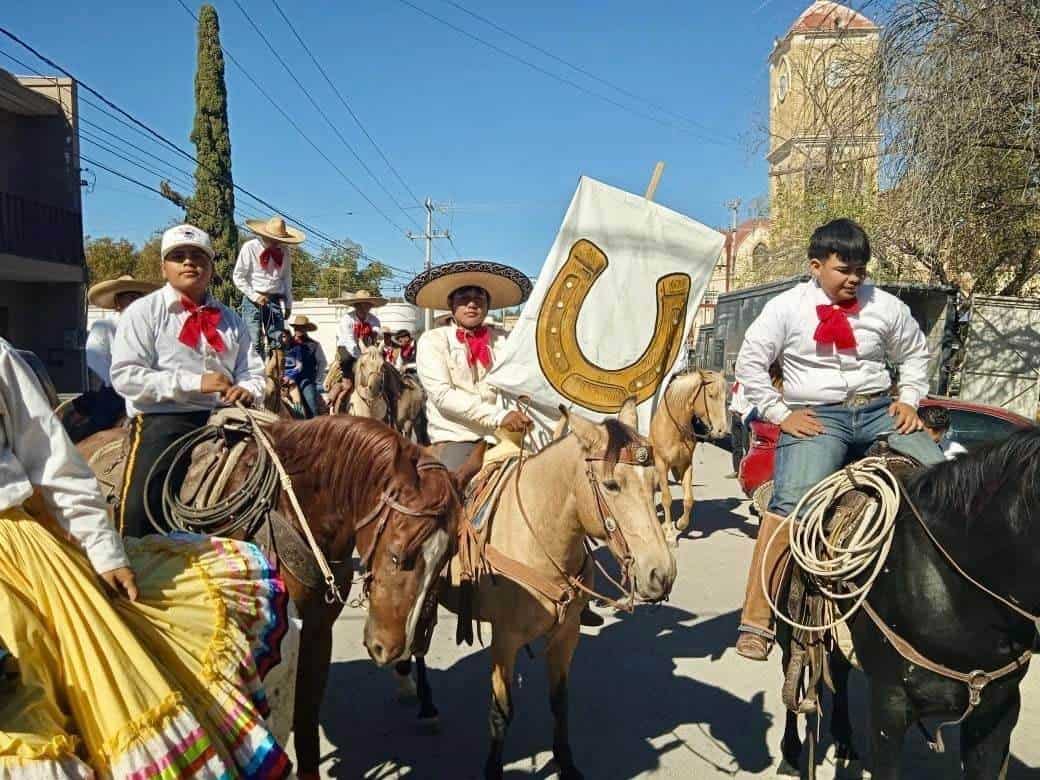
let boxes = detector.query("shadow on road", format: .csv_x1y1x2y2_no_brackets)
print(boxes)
668,496,757,541
316,605,773,778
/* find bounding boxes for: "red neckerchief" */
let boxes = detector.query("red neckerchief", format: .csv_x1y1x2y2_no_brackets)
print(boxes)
399,343,416,362
456,326,492,369
383,345,396,362
259,246,284,271
178,296,226,353
814,298,860,351
354,319,373,345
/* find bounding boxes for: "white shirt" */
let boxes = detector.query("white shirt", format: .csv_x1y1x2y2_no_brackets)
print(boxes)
85,316,118,386
729,381,754,419
0,339,128,574
736,281,930,425
111,284,266,417
336,311,381,358
232,238,293,311
416,324,509,444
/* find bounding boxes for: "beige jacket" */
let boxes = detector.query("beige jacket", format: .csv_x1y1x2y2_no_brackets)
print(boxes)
416,325,509,444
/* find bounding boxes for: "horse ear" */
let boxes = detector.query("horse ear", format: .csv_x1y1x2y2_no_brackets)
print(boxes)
618,396,638,429
452,440,487,492
552,407,570,441
559,406,604,453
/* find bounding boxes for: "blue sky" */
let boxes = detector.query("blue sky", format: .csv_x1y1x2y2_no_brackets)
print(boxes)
3,0,816,293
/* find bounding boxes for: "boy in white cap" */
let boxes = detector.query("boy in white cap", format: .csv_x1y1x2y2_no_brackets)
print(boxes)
232,215,305,362
111,224,265,537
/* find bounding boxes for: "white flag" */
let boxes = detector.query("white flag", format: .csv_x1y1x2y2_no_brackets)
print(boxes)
487,176,724,441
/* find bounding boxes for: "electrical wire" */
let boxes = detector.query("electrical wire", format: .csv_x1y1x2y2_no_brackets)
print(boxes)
439,0,731,143
394,0,730,144
229,0,421,233
269,0,423,207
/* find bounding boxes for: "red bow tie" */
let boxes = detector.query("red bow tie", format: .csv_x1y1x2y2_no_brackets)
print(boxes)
354,320,373,344
178,296,226,353
457,326,492,369
259,246,284,271
814,298,860,351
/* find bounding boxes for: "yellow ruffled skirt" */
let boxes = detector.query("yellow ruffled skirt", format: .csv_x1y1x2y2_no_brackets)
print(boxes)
0,507,291,779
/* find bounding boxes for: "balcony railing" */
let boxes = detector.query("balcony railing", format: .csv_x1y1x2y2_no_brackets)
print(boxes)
0,191,83,265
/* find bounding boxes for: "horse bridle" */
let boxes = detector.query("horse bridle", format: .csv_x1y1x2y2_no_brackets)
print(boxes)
663,370,718,446
353,456,457,588
514,429,656,614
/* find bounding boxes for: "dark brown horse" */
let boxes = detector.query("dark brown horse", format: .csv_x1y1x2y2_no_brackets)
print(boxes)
79,415,482,778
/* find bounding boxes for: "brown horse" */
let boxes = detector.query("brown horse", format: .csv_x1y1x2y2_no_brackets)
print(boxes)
648,369,729,535
78,415,482,778
420,398,677,778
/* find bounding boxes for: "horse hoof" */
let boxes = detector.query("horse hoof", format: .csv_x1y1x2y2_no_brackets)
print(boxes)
823,746,870,779
774,758,800,777
557,766,584,780
418,714,440,734
395,674,418,703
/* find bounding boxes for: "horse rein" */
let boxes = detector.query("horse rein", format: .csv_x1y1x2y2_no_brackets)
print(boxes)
511,401,655,618
663,370,716,446
353,457,456,589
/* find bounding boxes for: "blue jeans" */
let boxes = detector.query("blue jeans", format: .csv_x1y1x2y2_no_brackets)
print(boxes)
769,397,944,517
240,295,285,357
298,379,320,419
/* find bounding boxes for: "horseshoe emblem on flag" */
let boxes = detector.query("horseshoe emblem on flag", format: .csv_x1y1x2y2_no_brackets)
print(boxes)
535,239,691,413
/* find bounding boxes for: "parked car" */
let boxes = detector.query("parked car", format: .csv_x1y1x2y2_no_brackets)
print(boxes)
739,398,1035,514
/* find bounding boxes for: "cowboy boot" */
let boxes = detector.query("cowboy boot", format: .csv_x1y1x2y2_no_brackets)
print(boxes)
736,511,790,661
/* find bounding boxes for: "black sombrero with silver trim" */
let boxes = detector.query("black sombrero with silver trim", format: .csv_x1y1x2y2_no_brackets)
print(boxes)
404,260,532,310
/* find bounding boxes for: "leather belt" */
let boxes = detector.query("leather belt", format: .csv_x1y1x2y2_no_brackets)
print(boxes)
839,391,888,409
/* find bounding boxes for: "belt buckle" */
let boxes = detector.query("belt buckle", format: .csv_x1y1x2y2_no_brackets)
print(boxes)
846,394,870,409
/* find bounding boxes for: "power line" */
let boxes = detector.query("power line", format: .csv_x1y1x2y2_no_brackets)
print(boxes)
228,0,421,234
80,129,196,192
172,0,420,251
268,0,423,207
439,0,731,143
394,0,730,144
0,26,388,261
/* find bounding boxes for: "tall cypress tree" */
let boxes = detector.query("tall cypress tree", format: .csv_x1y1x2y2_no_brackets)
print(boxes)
187,4,238,304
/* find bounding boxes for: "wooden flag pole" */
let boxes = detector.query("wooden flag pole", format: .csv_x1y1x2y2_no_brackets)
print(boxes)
644,161,666,202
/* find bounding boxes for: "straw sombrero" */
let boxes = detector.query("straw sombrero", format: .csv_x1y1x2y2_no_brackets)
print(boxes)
287,314,318,332
330,289,388,307
245,215,306,245
88,275,160,309
405,260,532,310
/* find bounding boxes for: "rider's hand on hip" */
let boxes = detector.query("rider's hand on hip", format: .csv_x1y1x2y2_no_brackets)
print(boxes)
779,409,826,438
888,401,923,434
256,294,269,306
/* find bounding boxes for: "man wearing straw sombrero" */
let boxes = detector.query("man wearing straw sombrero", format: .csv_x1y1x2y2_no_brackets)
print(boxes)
406,260,534,469
330,289,386,398
232,215,305,368
283,314,327,418
65,275,160,439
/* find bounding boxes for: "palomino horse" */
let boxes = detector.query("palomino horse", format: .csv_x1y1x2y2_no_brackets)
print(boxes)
417,398,677,779
78,415,482,778
648,369,729,533
777,428,1040,779
346,345,426,440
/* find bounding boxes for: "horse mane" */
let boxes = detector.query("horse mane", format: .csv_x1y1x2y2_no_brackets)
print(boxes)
666,370,721,409
541,415,645,474
905,426,1040,534
270,416,453,517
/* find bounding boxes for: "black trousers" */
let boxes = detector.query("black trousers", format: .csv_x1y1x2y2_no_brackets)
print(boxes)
118,410,210,538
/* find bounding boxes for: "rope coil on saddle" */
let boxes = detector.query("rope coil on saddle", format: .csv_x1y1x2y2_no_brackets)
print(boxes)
145,404,346,604
763,457,901,633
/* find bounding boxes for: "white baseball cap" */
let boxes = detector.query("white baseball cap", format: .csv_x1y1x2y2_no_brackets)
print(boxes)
161,224,215,260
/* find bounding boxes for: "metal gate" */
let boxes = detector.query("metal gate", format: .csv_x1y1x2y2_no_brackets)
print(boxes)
959,295,1040,420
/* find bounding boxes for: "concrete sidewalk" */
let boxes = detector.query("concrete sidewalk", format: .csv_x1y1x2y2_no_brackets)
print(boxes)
301,441,1040,778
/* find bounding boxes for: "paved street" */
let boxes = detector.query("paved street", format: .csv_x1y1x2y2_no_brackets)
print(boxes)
299,442,1040,779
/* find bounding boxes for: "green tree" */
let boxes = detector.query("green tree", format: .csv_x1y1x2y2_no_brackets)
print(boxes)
164,4,238,304
84,237,138,283
289,240,392,301
188,4,237,303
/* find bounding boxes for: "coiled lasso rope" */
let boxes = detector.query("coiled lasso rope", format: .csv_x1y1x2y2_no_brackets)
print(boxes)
763,457,903,633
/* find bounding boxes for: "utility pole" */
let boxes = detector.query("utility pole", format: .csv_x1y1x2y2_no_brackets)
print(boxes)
724,198,742,293
407,197,451,330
